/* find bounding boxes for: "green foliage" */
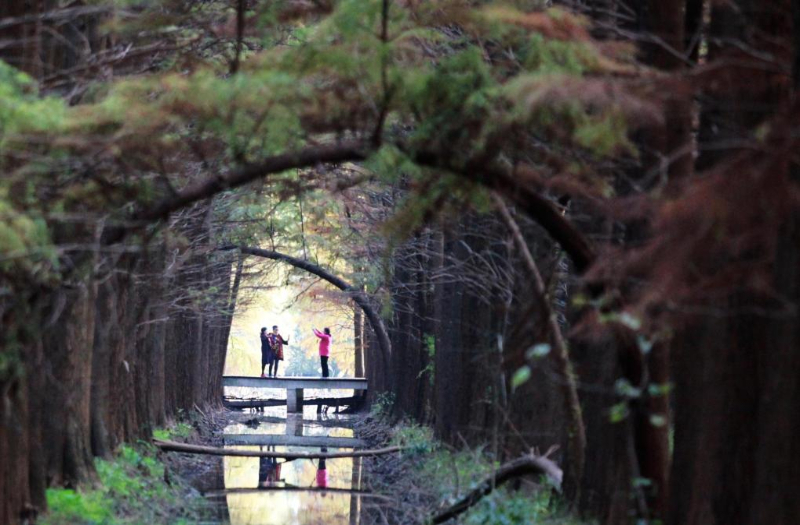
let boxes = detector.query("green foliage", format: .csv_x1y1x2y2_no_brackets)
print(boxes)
0,0,646,303
462,487,581,525
0,60,66,139
390,420,582,524
371,391,396,418
609,401,630,423
152,421,193,441
523,33,591,75
511,365,532,390
527,343,551,358
392,423,436,455
40,444,204,525
417,334,436,386
43,488,113,525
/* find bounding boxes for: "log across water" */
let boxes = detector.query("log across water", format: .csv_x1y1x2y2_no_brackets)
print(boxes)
154,439,403,459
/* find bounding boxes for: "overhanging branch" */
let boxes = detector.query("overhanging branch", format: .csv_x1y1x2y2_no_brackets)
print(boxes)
412,150,596,273
136,142,369,224
118,140,593,277
104,142,369,245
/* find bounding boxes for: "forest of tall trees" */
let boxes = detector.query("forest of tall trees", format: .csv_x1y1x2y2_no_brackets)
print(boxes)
1,1,798,524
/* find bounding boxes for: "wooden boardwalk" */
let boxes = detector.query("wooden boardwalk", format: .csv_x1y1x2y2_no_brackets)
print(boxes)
222,376,368,412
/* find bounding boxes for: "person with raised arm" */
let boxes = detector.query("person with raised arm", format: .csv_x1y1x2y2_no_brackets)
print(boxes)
312,327,331,378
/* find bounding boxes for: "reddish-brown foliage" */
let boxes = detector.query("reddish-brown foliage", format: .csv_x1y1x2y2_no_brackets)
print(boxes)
589,102,800,329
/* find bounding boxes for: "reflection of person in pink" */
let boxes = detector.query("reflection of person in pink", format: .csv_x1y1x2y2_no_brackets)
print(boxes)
316,448,328,489
312,327,331,378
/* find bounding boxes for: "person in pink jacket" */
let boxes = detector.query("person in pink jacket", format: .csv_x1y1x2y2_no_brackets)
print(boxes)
312,327,331,378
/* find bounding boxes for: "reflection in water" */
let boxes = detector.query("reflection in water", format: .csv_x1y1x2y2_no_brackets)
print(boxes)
223,407,364,525
317,449,328,489
258,447,282,486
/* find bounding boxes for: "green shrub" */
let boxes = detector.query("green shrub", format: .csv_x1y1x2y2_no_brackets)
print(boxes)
152,421,193,441
43,488,112,525
371,391,396,418
40,443,201,525
389,421,585,525
393,424,436,455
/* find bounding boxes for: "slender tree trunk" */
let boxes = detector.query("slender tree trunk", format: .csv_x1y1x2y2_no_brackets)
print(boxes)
493,195,586,498
354,306,364,378
630,1,694,518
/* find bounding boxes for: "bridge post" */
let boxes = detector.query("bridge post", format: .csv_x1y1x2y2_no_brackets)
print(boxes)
287,388,304,413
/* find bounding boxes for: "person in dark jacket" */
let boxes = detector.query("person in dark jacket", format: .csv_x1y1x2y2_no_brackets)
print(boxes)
260,327,274,378
267,325,289,378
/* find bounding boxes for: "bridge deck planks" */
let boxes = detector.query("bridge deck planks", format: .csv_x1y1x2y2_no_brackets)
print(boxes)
222,376,368,390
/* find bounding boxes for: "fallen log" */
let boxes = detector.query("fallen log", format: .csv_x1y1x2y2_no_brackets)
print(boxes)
153,439,403,459
204,485,380,497
430,454,563,524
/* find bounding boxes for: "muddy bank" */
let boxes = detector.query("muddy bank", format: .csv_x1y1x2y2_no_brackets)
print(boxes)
352,415,431,524
160,409,230,498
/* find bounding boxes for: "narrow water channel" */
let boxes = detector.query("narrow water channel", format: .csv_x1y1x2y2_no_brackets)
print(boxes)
213,388,372,525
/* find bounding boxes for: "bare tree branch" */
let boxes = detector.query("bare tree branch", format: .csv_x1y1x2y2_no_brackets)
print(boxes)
493,193,586,495
430,453,563,524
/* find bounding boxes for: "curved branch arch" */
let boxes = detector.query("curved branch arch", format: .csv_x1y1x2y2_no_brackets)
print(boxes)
219,246,391,385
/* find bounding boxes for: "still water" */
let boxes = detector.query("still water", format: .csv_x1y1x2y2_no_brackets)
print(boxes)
215,403,368,525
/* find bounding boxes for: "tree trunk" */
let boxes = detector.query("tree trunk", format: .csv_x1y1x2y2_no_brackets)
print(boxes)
669,2,796,524
42,284,98,487
354,305,364,378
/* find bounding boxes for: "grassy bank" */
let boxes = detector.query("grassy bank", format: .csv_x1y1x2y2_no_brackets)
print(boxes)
362,407,586,525
39,422,215,525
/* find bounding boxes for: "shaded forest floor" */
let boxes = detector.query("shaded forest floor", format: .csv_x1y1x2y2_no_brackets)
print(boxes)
356,413,584,525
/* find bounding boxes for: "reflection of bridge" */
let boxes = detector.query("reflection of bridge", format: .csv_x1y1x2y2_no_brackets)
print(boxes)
224,411,365,448
223,434,366,448
222,376,368,412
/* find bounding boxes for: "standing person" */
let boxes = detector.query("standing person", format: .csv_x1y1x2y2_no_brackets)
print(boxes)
313,327,331,378
259,327,273,378
268,325,289,378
